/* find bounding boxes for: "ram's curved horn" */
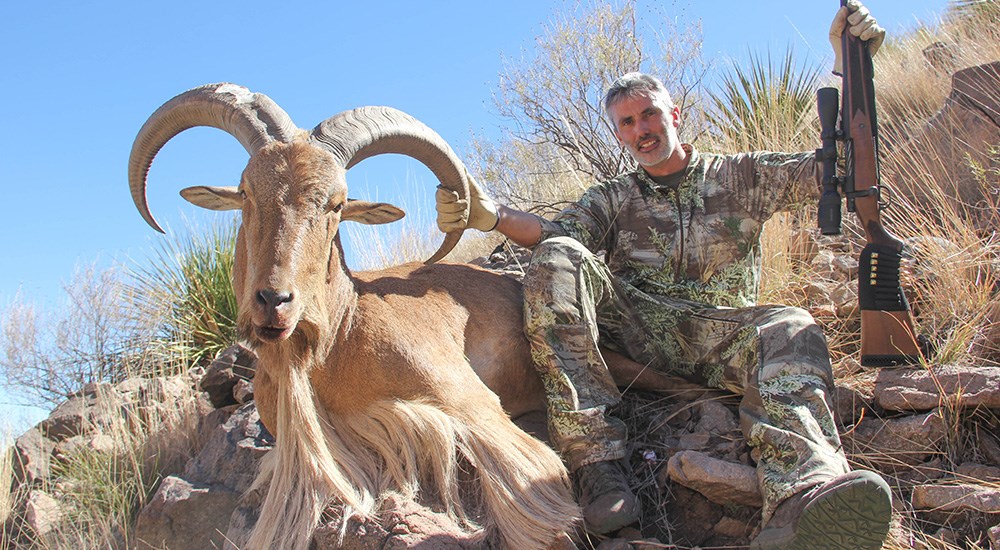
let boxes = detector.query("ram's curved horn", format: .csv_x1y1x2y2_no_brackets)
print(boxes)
311,107,469,264
128,83,300,232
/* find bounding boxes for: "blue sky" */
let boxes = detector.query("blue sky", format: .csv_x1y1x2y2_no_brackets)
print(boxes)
0,0,947,429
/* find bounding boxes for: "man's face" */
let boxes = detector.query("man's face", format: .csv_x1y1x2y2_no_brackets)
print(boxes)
609,91,682,176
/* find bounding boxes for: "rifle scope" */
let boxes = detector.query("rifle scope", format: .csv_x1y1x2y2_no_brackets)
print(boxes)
816,86,842,235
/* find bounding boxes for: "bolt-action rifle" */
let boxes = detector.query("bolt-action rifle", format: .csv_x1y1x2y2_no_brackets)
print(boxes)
815,0,924,367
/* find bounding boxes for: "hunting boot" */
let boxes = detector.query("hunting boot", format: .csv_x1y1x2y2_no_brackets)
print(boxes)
750,469,892,550
575,460,640,534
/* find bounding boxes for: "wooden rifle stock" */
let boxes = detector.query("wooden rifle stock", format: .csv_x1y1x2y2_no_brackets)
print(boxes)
815,0,924,367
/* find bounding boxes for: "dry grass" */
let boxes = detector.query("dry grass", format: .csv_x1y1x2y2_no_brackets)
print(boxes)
750,12,1000,545
1,378,203,548
0,442,12,550
756,9,1000,372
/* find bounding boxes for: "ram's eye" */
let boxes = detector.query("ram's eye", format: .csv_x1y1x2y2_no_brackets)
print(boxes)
331,202,344,213
238,188,247,200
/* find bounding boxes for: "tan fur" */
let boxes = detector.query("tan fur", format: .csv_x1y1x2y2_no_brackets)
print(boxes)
134,91,697,549
224,141,580,549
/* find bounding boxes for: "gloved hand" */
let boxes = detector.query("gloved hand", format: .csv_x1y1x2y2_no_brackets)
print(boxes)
829,0,886,75
435,176,499,233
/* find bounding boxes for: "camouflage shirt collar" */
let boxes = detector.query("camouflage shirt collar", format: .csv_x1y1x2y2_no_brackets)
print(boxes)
635,144,701,195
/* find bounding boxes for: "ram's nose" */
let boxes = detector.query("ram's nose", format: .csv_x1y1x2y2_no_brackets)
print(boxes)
257,288,294,311
253,288,297,342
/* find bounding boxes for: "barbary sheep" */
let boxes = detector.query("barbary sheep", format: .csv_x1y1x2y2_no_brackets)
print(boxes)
128,83,579,550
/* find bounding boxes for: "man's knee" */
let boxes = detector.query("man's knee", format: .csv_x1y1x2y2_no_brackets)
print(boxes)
769,306,826,342
530,237,592,271
761,305,834,379
524,237,596,296
793,307,828,346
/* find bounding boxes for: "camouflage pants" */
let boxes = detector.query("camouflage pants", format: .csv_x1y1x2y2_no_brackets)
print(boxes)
523,237,850,521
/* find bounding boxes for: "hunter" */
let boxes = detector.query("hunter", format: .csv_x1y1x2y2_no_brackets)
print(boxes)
436,1,893,548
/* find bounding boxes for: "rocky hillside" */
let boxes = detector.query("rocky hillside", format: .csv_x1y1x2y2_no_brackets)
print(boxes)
5,334,1000,548
3,54,1000,550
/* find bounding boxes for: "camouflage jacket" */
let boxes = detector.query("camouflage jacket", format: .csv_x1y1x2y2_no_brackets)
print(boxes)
537,146,818,308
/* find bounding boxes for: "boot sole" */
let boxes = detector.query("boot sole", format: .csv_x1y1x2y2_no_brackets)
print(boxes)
753,471,892,550
791,472,892,550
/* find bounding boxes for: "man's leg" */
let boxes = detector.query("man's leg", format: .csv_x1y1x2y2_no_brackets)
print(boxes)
663,304,891,549
522,236,639,534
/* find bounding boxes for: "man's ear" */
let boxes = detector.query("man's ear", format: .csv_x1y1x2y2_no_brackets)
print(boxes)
180,186,242,211
341,199,405,225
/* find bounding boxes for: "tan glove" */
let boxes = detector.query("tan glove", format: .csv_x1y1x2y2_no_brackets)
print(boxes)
435,176,499,233
829,0,886,75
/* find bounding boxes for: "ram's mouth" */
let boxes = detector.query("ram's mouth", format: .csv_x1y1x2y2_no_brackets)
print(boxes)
255,324,293,342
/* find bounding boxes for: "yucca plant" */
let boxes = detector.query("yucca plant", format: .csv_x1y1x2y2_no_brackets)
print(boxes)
705,48,824,153
126,218,240,373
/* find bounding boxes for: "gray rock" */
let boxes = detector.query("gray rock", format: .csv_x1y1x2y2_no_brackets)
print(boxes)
831,282,858,318
52,432,115,461
832,382,874,427
875,364,1000,411
127,384,268,550
12,428,54,486
678,432,712,451
713,516,753,539
184,403,273,492
951,62,1000,121
923,41,958,72
313,494,484,550
695,400,738,436
666,450,761,507
23,490,61,539
809,250,841,282
134,475,241,550
201,343,257,408
38,384,124,441
234,378,255,405
137,376,192,406
980,432,1000,466
911,483,1000,513
893,458,947,487
832,253,859,280
223,485,264,550
37,395,93,441
889,61,1000,218
843,409,947,469
955,462,1000,483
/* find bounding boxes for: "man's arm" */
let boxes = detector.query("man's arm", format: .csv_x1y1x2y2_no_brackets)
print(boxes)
734,0,886,221
435,180,545,248
495,205,544,248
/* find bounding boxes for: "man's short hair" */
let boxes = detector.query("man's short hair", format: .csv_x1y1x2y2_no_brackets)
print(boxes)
603,72,674,122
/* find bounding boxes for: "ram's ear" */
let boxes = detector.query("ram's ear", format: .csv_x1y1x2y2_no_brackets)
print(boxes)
341,199,405,225
180,186,243,211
